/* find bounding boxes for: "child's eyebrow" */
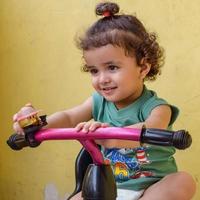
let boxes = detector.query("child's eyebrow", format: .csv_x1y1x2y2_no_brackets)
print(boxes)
85,61,122,69
84,65,95,69
102,61,122,65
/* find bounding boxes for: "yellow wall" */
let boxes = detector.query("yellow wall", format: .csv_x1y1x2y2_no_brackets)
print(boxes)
0,0,199,199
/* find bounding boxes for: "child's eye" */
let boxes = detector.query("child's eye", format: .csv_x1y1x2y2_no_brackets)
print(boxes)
108,65,119,71
89,68,99,75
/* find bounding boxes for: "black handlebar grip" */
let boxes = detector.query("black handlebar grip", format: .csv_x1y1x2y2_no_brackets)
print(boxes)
141,128,192,150
7,132,41,150
172,130,192,149
7,134,29,150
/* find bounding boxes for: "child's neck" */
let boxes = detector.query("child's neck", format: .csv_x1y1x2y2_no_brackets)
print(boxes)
114,84,144,110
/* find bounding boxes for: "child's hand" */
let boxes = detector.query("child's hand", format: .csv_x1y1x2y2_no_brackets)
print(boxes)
75,121,109,133
12,103,38,135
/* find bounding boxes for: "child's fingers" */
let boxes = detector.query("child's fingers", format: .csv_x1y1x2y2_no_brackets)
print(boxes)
75,122,87,132
12,103,35,134
25,103,33,107
89,122,103,131
13,113,18,122
13,103,35,122
75,121,109,133
82,121,93,133
101,123,109,128
13,122,24,135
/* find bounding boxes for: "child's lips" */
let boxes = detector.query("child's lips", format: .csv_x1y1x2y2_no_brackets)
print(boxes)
101,87,117,94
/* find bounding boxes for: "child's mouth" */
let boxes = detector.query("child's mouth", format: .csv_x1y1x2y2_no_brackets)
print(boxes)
101,87,117,94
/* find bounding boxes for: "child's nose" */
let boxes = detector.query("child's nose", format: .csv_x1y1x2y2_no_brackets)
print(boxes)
99,73,111,84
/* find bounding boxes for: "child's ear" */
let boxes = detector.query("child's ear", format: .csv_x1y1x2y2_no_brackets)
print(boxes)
139,58,151,79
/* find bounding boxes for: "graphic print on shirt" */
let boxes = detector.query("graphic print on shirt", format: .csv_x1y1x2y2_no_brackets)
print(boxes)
135,147,150,164
104,146,154,182
130,146,153,179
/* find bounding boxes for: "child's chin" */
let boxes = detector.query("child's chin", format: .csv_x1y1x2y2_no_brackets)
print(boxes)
103,96,117,102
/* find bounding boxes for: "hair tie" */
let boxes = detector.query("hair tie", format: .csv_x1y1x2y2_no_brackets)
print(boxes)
103,11,111,17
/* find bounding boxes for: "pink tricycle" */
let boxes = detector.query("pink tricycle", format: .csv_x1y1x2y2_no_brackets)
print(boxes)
7,114,192,200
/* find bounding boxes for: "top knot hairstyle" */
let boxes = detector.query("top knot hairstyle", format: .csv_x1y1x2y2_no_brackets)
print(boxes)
77,2,164,81
96,2,119,17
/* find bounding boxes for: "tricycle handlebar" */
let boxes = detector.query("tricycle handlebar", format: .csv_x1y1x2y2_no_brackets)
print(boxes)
7,127,192,150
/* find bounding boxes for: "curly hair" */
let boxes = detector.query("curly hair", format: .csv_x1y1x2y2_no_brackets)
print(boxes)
77,2,164,81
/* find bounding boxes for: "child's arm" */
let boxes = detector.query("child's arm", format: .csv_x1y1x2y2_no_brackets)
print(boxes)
78,105,172,148
109,105,172,148
13,97,93,134
45,97,93,128
128,105,172,129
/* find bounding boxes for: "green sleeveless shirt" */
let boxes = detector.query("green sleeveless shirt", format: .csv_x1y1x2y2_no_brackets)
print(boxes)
92,85,179,191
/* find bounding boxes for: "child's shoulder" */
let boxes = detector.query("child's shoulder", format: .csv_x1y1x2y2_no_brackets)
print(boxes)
141,86,179,125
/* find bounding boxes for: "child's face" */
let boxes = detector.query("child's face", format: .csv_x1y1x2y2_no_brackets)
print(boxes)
83,44,147,109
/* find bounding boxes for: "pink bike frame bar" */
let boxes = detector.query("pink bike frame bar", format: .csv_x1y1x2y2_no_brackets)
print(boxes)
34,127,142,165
